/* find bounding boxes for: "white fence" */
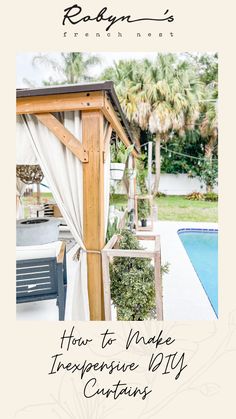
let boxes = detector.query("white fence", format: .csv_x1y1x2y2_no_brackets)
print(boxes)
159,173,218,195
114,173,218,195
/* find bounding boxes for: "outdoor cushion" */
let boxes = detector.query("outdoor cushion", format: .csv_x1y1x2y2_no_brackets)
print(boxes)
16,241,62,261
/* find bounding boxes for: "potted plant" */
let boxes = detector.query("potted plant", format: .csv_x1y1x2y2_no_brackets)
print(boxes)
110,142,134,180
110,229,156,320
137,198,151,227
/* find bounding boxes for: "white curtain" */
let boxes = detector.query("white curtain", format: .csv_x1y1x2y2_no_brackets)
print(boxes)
16,116,38,164
16,178,27,219
18,112,89,320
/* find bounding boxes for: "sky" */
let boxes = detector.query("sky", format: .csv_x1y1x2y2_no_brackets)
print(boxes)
16,52,157,88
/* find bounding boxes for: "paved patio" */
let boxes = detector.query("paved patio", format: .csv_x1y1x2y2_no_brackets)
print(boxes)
155,221,217,320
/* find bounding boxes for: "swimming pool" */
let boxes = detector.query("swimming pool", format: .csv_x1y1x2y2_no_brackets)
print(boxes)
178,229,218,317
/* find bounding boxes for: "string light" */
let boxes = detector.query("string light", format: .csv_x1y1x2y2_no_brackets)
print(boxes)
139,142,218,161
160,146,218,161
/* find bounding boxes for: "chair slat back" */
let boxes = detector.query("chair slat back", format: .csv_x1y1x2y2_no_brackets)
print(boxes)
16,257,58,301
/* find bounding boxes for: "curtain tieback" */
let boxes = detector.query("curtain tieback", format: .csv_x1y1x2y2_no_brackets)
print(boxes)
73,247,101,261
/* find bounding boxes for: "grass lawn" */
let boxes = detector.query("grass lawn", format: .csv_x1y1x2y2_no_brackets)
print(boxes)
111,194,218,222
155,195,218,222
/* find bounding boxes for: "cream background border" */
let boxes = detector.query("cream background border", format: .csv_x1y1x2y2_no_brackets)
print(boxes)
1,0,236,417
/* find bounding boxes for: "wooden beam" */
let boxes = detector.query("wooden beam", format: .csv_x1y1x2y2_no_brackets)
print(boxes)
102,95,140,159
16,91,104,115
57,242,66,264
35,113,88,163
133,155,137,198
148,141,153,194
17,90,139,161
154,236,163,321
103,124,112,162
101,250,112,320
82,110,105,320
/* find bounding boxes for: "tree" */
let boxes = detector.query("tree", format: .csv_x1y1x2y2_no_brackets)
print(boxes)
26,52,101,86
100,53,217,193
105,54,202,194
187,53,218,86
188,53,218,159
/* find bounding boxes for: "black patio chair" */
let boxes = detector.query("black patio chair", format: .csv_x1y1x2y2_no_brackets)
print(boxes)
16,242,67,320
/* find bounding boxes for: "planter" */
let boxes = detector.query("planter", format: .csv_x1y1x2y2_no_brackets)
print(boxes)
16,217,60,246
135,194,154,231
110,162,125,180
101,233,163,321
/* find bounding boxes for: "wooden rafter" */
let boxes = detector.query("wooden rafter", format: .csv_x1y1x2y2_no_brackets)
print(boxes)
102,95,140,159
35,113,88,163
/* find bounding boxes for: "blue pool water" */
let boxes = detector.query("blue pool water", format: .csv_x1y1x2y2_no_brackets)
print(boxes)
178,229,218,317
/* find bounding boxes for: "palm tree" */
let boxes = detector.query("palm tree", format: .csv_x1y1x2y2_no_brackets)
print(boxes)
28,52,101,86
108,55,202,194
100,54,202,194
101,59,144,145
147,56,202,193
101,54,219,196
200,102,218,159
199,75,218,156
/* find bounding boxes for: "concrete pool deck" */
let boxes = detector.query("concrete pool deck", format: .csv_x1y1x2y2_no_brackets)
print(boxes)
154,221,217,320
16,220,218,321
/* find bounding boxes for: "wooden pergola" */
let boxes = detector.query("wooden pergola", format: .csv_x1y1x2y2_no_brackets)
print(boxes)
16,81,139,321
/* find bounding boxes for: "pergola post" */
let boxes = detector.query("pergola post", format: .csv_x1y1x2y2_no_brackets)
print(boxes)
82,110,105,320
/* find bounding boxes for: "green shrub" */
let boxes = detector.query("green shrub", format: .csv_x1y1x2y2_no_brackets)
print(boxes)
198,158,218,192
204,192,218,201
156,191,166,198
